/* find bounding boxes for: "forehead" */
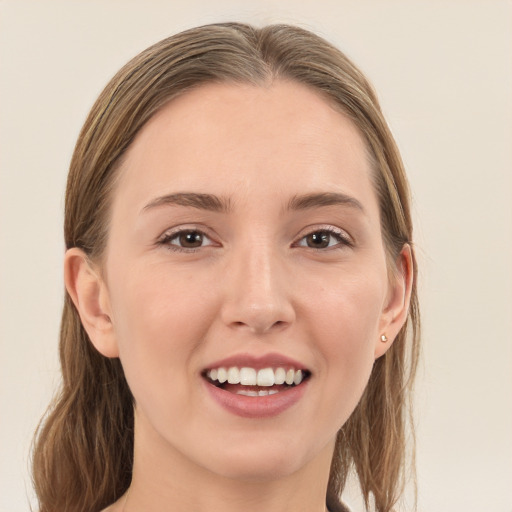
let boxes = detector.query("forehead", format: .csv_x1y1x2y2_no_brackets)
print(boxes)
114,80,376,214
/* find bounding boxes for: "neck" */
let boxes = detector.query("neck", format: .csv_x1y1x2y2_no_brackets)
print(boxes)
122,413,335,512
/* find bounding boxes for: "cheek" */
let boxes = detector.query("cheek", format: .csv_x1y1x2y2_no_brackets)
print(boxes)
304,266,386,346
302,268,386,405
110,261,216,342
106,263,218,400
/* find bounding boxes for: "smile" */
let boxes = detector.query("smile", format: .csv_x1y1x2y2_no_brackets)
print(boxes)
202,360,311,418
205,366,308,396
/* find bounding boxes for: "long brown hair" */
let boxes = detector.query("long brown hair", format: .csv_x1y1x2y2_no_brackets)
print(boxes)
32,22,420,512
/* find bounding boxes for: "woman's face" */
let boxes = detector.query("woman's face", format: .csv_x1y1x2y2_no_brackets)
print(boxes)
91,81,406,481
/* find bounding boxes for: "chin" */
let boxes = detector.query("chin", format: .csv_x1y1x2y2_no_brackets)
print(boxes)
210,456,304,483
198,435,325,483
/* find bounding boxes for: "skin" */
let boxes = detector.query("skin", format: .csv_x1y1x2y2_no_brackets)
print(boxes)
65,80,412,512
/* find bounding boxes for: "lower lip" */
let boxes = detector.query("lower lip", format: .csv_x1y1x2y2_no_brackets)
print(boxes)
203,379,308,418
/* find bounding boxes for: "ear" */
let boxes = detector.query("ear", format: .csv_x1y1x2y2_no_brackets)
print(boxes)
375,244,414,359
64,247,119,358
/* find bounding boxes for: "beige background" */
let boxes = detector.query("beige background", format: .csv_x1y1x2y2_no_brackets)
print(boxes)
1,1,511,511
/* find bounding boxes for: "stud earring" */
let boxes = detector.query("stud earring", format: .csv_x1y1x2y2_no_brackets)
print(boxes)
380,334,388,343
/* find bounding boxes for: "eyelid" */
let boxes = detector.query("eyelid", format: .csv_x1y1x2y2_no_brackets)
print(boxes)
293,225,354,249
155,223,352,251
157,224,220,251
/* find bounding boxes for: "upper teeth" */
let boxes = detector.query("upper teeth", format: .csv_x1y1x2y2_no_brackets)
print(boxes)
207,367,304,386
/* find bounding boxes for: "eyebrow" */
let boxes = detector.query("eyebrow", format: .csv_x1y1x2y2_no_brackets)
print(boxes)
142,191,364,215
142,192,231,213
286,192,365,213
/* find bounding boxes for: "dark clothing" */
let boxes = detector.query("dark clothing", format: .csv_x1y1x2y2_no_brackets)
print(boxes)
326,491,351,512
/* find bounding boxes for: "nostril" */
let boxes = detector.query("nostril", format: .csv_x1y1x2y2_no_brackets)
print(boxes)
229,318,289,334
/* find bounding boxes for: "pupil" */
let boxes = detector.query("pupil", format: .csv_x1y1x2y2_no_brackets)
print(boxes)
180,231,202,247
308,232,329,248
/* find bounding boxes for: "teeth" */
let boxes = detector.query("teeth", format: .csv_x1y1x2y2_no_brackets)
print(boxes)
236,389,280,397
257,368,275,387
274,367,286,384
240,367,257,385
217,368,227,383
227,367,240,384
207,366,307,387
259,389,279,396
236,390,259,397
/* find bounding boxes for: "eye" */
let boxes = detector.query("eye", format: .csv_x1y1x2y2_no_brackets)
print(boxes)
159,229,216,251
295,228,351,250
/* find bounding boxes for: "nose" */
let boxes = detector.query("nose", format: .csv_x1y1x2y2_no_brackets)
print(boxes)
220,242,296,335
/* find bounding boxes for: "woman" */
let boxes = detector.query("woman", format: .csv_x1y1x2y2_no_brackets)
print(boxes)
32,22,420,512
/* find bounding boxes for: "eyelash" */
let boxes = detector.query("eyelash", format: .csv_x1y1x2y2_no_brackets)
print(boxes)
293,226,353,250
157,226,353,253
158,228,216,253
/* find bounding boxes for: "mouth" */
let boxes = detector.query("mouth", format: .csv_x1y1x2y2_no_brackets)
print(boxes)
202,366,311,397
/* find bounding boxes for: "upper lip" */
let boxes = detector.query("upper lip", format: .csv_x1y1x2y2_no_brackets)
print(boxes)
203,352,309,372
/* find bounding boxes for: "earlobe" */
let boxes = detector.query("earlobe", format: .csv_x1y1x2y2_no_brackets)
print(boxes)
375,244,414,359
64,248,119,358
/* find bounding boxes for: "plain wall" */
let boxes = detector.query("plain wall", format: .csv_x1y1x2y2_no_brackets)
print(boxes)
1,1,511,511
